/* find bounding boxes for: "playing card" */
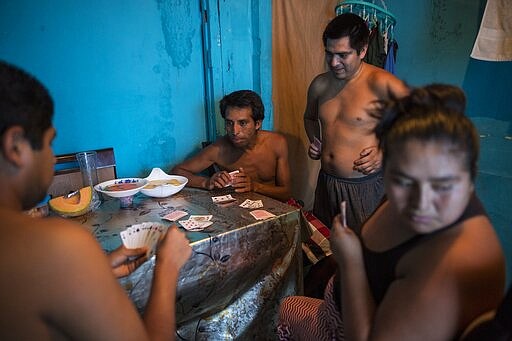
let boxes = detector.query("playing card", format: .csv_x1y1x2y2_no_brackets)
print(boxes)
189,214,213,221
224,170,240,187
120,229,133,248
179,219,213,231
239,199,252,208
162,210,188,221
212,194,236,203
239,199,263,209
249,209,276,220
120,222,167,258
313,136,322,149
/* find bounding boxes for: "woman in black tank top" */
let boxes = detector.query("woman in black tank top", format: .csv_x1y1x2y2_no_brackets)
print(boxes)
278,85,506,341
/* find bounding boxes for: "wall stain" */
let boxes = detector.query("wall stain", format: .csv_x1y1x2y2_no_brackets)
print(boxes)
139,40,176,172
430,0,463,44
157,0,196,69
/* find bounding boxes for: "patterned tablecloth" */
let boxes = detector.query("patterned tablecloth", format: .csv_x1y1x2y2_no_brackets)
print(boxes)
73,187,306,340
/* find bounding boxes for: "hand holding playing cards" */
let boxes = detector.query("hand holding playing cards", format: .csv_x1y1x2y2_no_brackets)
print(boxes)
308,137,322,160
206,170,231,189
231,167,252,193
156,225,191,271
109,245,148,278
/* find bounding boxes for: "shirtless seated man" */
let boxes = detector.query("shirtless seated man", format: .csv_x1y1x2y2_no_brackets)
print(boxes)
0,61,191,340
172,90,291,202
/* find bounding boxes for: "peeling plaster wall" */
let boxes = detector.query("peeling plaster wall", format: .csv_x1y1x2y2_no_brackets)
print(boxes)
0,1,207,177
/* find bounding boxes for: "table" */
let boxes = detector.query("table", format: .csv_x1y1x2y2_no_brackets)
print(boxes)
74,188,307,340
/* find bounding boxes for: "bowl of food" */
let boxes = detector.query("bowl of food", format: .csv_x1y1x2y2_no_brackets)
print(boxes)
94,178,148,198
140,168,188,198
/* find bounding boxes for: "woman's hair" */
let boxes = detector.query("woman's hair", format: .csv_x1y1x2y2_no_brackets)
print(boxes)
0,61,54,150
374,84,479,180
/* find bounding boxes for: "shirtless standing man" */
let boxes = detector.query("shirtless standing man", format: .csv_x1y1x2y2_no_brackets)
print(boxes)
305,13,409,233
172,90,291,202
0,61,191,340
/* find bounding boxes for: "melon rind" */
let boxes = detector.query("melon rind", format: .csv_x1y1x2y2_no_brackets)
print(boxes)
49,186,92,217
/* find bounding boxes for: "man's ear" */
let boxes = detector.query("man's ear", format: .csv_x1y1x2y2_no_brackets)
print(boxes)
255,120,262,131
359,44,368,60
1,126,29,167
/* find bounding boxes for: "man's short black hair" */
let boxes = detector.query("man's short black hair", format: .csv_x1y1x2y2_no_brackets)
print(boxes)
323,13,370,54
219,90,264,122
0,61,54,150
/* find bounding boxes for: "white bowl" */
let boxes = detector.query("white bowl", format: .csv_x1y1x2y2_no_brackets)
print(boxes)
140,168,188,198
94,178,148,198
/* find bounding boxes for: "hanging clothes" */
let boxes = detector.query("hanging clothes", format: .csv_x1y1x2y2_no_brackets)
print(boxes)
384,39,398,74
471,0,512,61
364,23,387,68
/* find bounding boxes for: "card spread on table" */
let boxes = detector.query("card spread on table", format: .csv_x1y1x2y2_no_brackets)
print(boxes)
189,214,213,222
178,214,213,231
162,210,188,221
249,209,276,220
120,222,166,258
179,219,213,231
239,199,263,209
212,194,236,203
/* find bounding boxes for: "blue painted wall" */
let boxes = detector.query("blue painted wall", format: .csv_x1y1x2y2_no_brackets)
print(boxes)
204,0,273,138
387,0,512,284
0,0,272,177
0,1,208,177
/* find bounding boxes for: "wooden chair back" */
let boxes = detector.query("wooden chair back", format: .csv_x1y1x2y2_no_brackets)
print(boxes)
47,148,117,197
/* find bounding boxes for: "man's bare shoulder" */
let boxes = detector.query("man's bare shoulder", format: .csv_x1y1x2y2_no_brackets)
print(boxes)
364,63,409,98
309,72,333,95
258,130,287,149
0,210,100,258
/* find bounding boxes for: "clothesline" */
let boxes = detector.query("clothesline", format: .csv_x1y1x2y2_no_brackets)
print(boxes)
335,0,396,39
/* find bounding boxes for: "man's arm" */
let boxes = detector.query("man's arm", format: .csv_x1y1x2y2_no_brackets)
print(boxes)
143,226,191,340
353,73,409,174
304,76,323,160
44,220,190,341
171,143,231,189
42,219,150,340
374,71,410,101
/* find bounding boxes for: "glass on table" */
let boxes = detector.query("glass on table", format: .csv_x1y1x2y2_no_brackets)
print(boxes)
76,151,101,210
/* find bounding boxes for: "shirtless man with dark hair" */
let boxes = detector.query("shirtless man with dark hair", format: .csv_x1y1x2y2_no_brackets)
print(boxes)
303,13,409,298
0,60,191,340
172,89,291,202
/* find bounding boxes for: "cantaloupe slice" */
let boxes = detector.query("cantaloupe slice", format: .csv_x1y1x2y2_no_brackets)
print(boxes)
49,186,92,217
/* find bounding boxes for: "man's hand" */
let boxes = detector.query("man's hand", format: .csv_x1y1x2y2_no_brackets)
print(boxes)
206,170,231,189
308,137,322,160
156,226,192,271
231,167,252,193
353,146,382,175
108,245,148,278
330,214,363,270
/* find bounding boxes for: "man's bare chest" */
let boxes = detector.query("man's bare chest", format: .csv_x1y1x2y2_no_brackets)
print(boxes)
220,149,276,181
